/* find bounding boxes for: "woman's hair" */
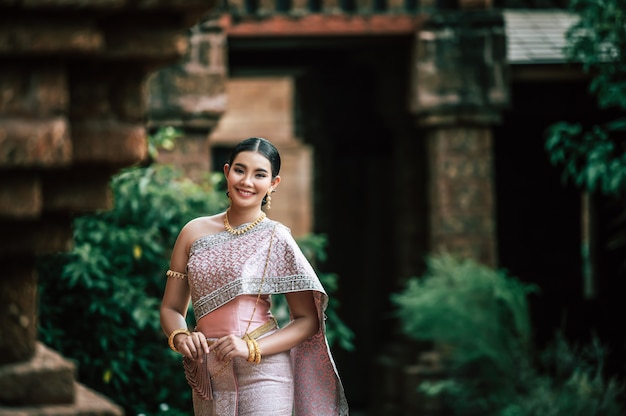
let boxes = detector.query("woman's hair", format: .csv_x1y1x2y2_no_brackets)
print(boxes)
227,137,281,178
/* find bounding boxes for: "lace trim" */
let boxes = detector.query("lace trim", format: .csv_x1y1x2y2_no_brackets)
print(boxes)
189,219,275,256
193,274,322,320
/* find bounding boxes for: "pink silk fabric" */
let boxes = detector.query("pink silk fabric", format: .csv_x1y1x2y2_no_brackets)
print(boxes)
188,332,294,416
196,294,273,338
186,219,349,415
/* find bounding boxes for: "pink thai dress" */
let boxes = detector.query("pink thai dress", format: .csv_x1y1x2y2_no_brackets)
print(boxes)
182,218,349,415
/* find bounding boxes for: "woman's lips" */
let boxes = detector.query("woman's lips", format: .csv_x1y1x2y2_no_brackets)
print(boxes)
236,188,255,197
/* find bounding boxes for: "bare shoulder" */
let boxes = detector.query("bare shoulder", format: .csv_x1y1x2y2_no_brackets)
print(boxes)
177,213,225,250
184,213,224,237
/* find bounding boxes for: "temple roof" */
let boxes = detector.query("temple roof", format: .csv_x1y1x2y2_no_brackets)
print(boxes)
504,10,578,64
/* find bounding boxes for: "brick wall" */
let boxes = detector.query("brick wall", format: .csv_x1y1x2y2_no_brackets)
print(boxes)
207,77,314,237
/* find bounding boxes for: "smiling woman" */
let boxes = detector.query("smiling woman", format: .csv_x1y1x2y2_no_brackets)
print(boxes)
159,137,349,415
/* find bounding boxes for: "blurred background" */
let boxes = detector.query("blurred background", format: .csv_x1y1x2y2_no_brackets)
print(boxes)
1,0,625,415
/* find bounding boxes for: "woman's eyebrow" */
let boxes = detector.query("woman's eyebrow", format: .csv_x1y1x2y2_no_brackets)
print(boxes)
233,162,269,173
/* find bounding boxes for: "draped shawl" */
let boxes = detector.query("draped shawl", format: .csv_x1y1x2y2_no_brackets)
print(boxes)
186,219,349,416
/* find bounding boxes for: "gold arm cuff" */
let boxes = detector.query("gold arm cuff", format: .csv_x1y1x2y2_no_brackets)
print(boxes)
166,269,187,279
168,328,191,353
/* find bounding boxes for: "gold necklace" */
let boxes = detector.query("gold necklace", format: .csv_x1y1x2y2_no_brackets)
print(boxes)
223,209,266,235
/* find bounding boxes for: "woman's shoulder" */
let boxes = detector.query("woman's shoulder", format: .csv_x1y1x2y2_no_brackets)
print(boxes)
267,218,292,236
185,213,223,228
179,213,225,245
267,219,300,248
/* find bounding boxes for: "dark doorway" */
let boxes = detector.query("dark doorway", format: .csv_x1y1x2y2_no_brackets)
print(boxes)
228,35,417,410
494,77,626,378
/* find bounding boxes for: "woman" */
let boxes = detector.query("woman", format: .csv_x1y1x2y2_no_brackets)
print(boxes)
160,137,349,415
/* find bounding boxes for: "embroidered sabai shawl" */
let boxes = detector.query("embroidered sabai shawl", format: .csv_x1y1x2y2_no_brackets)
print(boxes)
186,219,349,416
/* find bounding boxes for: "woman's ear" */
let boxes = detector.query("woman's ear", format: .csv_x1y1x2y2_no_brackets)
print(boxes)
223,163,230,176
271,175,281,189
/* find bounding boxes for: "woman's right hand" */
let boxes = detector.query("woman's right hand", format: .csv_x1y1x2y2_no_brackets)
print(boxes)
176,331,211,362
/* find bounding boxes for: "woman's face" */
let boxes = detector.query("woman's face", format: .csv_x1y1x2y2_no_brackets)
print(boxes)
224,151,280,209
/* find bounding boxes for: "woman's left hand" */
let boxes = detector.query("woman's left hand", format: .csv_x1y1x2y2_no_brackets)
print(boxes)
212,334,249,362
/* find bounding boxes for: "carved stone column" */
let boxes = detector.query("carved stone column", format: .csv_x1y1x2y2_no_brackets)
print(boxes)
373,9,509,416
148,13,227,180
0,1,219,414
411,10,508,267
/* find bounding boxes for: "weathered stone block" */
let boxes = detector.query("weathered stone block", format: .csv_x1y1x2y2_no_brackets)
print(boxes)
432,234,496,265
0,262,37,364
110,74,149,122
0,64,68,116
69,75,114,120
0,118,72,167
429,128,492,156
148,17,227,128
0,218,74,255
149,69,226,122
403,352,447,416
19,0,124,8
43,169,113,213
435,181,494,215
0,343,75,405
0,381,124,415
4,22,103,54
0,172,42,218
72,120,147,165
106,29,188,60
411,10,509,116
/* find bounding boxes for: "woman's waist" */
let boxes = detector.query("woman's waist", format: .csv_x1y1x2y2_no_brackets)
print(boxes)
198,316,277,339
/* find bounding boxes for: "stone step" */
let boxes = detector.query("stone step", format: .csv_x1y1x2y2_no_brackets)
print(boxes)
0,382,124,416
0,342,75,405
0,342,124,416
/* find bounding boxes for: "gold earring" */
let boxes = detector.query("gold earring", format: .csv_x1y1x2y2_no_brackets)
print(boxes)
265,190,272,209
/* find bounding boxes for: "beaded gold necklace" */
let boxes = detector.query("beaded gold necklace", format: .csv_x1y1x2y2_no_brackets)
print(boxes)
223,209,266,235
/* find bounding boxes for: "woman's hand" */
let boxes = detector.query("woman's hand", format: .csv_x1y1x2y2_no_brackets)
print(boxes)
211,334,249,362
175,331,211,362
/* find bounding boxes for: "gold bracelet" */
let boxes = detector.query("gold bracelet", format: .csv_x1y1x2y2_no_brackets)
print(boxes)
168,328,191,353
253,339,261,364
246,339,256,362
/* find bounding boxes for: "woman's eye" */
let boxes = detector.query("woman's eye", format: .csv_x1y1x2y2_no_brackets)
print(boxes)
235,168,244,174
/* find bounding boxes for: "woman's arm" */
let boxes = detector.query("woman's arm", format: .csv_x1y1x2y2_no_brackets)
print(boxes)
160,223,211,361
212,290,319,362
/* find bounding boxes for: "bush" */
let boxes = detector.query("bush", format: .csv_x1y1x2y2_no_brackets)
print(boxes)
392,254,625,416
38,163,352,415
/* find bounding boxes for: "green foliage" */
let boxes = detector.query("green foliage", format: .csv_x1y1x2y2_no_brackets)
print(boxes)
147,126,183,160
565,0,626,110
545,0,626,197
38,160,351,415
392,254,625,416
38,165,226,415
500,336,625,416
545,120,626,196
545,0,626,268
392,254,537,414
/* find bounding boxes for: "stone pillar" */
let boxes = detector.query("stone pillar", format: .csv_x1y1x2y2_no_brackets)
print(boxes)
372,9,509,416
148,13,227,180
411,10,508,267
0,1,219,414
0,261,38,365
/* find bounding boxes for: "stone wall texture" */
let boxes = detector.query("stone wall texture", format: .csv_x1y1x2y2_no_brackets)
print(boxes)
0,1,219,413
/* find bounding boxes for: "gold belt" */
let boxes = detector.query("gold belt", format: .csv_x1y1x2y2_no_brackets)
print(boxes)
205,317,278,346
